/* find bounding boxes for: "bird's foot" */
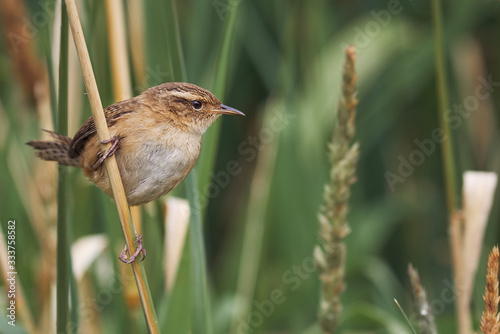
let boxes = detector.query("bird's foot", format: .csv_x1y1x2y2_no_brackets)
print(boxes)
92,137,120,170
119,234,147,264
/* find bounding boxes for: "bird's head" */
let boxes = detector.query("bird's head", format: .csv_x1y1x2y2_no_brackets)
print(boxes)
149,82,244,135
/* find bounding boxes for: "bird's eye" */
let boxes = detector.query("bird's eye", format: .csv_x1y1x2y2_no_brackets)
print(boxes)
192,100,202,110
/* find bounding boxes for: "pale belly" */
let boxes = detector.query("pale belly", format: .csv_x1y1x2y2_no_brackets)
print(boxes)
116,141,199,206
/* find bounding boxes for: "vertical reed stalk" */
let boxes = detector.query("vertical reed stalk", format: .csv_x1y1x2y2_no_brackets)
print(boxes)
105,0,132,100
56,2,70,332
162,0,187,82
431,0,464,332
314,46,359,333
432,0,457,215
230,6,292,332
197,0,241,192
63,0,159,331
162,1,215,332
229,99,284,334
126,0,145,86
104,0,143,312
431,0,457,215
186,170,213,334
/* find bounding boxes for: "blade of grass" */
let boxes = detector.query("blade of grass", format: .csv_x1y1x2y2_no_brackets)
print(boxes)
63,1,159,332
159,229,191,333
432,0,457,214
56,1,70,332
68,257,79,334
229,99,284,333
162,0,186,82
186,168,213,334
230,7,293,332
431,0,463,333
197,0,241,195
211,1,241,97
162,1,212,332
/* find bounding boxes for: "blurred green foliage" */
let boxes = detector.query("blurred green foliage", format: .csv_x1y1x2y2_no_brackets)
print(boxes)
0,0,499,333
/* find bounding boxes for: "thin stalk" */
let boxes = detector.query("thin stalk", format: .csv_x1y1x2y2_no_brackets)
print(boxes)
63,1,159,332
104,0,143,314
126,0,146,87
186,168,213,334
211,1,240,98
431,0,457,214
197,1,241,194
56,2,70,332
162,0,186,82
431,0,464,333
229,100,283,334
105,0,132,101
162,1,212,332
69,256,79,334
229,7,293,331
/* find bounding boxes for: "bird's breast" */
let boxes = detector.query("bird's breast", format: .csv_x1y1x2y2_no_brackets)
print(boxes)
118,133,201,205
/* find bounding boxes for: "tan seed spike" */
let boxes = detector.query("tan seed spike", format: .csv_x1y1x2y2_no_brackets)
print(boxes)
480,246,500,334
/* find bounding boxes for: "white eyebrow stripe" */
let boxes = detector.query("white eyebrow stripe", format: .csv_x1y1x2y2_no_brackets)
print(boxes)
172,91,196,99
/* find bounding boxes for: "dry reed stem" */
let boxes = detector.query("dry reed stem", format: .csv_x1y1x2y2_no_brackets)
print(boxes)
64,0,159,331
32,84,58,334
462,171,498,303
7,145,56,334
127,0,146,85
105,0,133,101
7,79,56,332
408,264,437,334
453,171,498,333
2,3,56,317
480,246,500,334
449,210,469,334
104,0,144,311
2,0,57,331
314,45,359,333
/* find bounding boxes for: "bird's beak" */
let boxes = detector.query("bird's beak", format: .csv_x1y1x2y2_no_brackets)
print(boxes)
213,104,245,116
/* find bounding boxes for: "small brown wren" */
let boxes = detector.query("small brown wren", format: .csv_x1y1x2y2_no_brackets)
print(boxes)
28,82,244,207
28,82,243,263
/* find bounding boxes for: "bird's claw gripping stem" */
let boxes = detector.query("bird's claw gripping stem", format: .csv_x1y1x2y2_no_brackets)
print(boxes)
119,234,147,264
92,137,120,170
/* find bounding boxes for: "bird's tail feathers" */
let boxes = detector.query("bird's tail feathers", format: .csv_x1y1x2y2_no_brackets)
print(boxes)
27,130,80,167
